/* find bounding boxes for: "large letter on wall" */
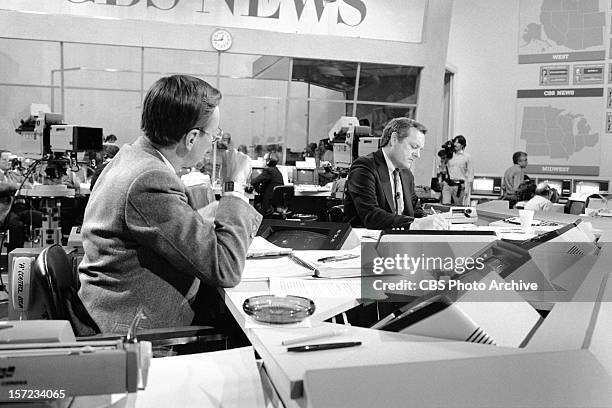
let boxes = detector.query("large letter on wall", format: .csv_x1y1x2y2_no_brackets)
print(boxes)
337,0,366,26
104,0,140,5
293,0,327,22
68,0,95,3
147,0,179,10
245,0,280,18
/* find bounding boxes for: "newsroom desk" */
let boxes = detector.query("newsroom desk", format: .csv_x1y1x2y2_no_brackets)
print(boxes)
221,203,612,408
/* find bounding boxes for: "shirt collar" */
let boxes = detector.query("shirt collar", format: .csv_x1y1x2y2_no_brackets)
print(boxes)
153,148,175,172
381,148,396,175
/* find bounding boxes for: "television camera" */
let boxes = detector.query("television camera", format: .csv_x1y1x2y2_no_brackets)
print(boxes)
328,116,376,168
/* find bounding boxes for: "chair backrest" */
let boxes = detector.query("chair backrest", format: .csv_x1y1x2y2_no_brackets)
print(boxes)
271,185,294,211
327,205,345,222
31,244,100,336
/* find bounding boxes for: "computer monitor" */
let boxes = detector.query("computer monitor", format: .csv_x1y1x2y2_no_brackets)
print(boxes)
537,178,572,197
471,176,502,195
574,180,609,195
256,220,356,250
293,168,318,185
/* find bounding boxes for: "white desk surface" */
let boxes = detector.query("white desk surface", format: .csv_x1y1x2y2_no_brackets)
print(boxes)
222,217,612,407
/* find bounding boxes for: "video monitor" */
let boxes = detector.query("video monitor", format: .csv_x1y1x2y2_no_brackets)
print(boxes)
293,168,317,185
257,220,354,250
537,178,572,196
540,180,562,195
250,167,264,183
574,180,609,195
472,178,495,195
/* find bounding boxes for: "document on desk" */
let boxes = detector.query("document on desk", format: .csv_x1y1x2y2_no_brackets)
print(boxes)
270,277,362,298
134,346,266,408
241,255,314,281
247,236,293,258
292,247,362,278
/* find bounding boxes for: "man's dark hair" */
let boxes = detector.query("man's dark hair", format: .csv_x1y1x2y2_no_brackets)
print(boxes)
453,135,466,149
266,152,279,167
512,151,527,164
379,117,427,147
141,75,221,146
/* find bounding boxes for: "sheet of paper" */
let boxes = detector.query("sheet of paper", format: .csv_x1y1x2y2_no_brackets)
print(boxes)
270,277,362,298
134,346,266,408
242,256,314,281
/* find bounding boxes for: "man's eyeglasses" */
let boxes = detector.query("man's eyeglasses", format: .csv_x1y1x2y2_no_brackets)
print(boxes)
194,126,223,143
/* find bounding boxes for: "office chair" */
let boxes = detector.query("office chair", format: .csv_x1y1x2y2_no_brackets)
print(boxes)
270,185,295,219
327,205,345,222
30,244,226,351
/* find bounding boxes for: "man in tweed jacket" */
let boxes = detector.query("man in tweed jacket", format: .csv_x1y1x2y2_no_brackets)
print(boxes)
78,75,261,333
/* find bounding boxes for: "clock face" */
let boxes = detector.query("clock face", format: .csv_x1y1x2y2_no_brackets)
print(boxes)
211,29,232,51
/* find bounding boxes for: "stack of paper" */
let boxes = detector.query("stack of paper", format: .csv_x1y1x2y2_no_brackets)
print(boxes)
247,236,293,258
241,256,314,281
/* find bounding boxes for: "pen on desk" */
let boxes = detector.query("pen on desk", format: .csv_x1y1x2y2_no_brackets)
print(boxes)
282,328,348,346
316,254,359,263
287,341,362,352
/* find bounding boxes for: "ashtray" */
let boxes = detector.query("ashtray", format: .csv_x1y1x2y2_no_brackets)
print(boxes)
243,295,315,324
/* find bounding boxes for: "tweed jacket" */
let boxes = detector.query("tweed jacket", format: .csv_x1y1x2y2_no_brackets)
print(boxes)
78,136,262,333
343,149,424,230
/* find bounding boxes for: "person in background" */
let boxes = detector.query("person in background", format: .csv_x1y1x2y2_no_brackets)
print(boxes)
343,117,448,230
251,152,284,216
237,144,248,155
502,151,529,208
442,135,474,206
79,75,262,333
317,162,336,186
104,134,118,144
89,142,121,191
331,168,348,199
524,182,558,211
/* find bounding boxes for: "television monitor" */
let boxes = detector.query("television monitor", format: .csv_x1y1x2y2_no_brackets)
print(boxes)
574,180,609,195
472,178,495,195
537,178,571,197
256,220,356,250
293,168,317,185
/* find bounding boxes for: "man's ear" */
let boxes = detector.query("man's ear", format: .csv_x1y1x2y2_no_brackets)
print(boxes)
184,129,199,151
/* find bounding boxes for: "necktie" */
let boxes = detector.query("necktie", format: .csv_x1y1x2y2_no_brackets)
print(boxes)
393,168,403,215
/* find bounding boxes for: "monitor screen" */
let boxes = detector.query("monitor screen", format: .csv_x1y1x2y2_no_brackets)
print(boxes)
267,229,329,250
575,181,600,195
472,178,495,194
294,169,316,185
250,167,264,183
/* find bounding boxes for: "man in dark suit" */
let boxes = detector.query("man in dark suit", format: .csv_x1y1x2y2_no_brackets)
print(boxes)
251,152,284,216
344,117,447,230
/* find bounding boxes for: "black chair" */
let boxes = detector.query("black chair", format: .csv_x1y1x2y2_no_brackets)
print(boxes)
327,205,345,222
30,244,226,351
269,185,295,219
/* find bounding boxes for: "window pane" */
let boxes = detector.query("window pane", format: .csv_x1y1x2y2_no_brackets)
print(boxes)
287,100,351,152
0,38,60,85
218,96,287,157
64,89,142,145
291,59,357,98
356,64,420,104
143,48,218,90
355,104,416,136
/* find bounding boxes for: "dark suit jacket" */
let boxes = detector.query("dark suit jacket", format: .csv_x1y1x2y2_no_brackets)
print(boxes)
251,166,284,215
343,149,424,229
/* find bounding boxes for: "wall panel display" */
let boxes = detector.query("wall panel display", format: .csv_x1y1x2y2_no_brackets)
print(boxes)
519,0,607,63
516,88,603,176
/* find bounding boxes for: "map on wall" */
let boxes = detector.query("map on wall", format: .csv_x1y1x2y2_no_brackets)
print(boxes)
516,88,603,175
518,0,606,63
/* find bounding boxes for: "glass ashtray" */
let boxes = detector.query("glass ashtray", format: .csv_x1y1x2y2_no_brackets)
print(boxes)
243,295,315,324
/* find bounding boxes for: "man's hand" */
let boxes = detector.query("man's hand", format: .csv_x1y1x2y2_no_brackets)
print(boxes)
220,149,251,188
411,214,450,230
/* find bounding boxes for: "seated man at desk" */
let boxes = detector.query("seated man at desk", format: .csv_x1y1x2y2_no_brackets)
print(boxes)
523,182,558,212
78,75,262,332
343,117,447,230
251,152,284,216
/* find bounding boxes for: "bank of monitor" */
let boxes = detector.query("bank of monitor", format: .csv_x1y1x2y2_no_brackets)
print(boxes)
471,176,502,196
573,179,609,195
536,178,572,198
